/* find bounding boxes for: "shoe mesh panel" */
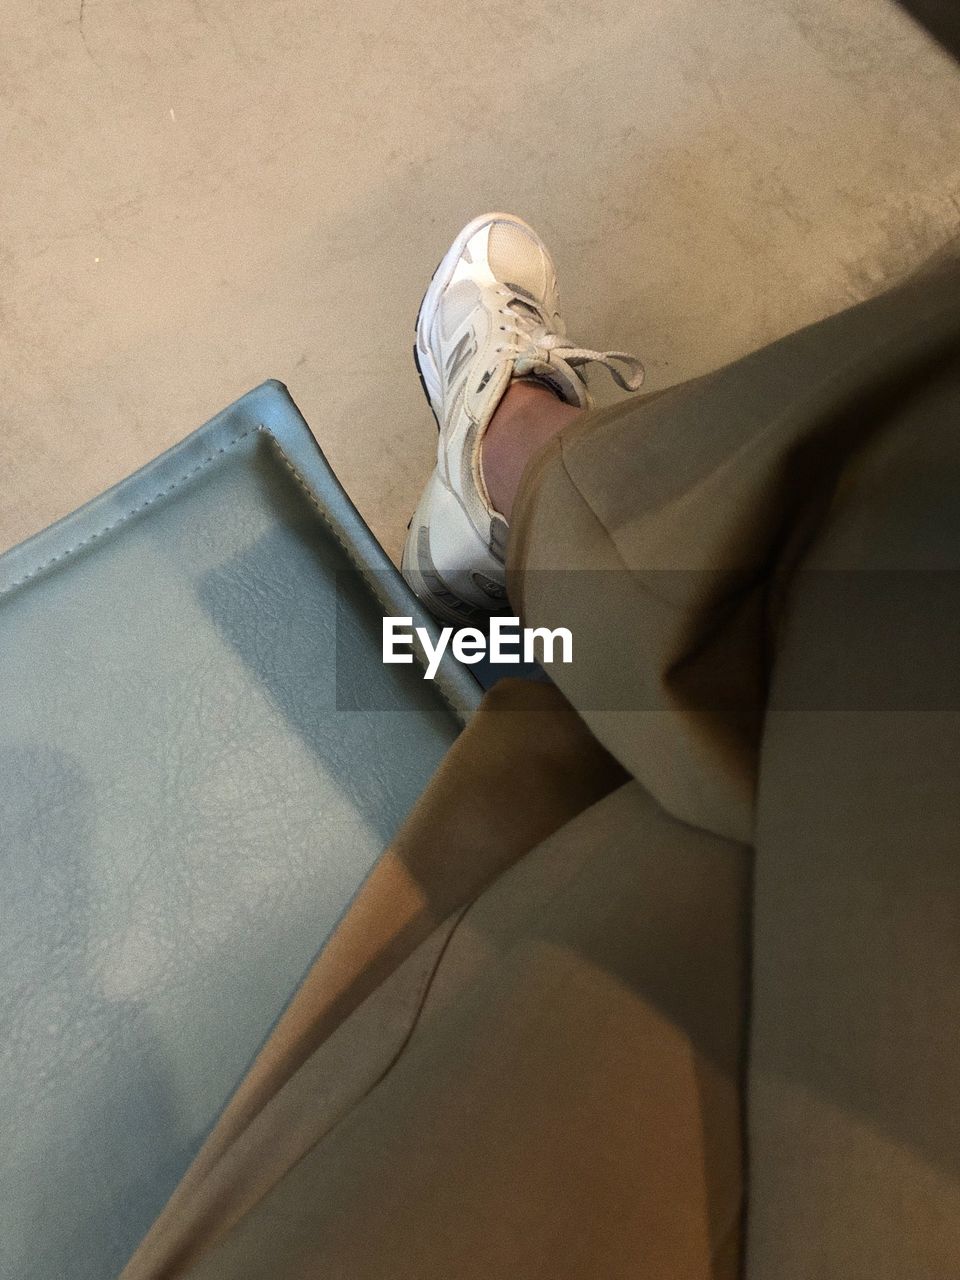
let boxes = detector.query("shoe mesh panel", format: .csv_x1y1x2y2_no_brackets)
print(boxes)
487,222,547,298
440,281,481,339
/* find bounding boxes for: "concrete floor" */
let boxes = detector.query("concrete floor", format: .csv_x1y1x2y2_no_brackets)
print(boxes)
2,0,959,564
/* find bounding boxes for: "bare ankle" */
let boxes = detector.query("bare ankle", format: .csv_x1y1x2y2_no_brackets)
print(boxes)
480,381,581,519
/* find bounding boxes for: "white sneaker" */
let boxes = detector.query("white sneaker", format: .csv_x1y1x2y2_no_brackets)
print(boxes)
401,212,644,624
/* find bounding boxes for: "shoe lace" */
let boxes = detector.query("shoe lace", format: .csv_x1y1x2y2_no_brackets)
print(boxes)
493,287,645,392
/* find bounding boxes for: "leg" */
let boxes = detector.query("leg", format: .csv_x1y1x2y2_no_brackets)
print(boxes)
480,381,582,519
506,248,960,1276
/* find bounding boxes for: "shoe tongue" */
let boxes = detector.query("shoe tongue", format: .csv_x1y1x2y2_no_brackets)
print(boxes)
506,297,544,323
512,352,591,409
503,299,590,407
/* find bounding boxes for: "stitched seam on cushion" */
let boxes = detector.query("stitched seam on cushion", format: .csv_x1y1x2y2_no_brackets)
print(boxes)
258,429,390,616
261,430,465,725
0,426,256,600
0,418,465,720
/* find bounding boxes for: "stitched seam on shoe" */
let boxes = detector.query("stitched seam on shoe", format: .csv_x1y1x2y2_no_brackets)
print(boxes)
0,426,256,600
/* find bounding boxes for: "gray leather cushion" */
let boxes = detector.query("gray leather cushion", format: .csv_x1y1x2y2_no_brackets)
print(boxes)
0,382,479,1280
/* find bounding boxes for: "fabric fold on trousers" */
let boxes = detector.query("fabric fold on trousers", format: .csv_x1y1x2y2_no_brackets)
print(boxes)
508,254,960,845
120,681,630,1278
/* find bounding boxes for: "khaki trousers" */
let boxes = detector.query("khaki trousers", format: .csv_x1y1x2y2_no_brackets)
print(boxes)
122,254,960,1280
